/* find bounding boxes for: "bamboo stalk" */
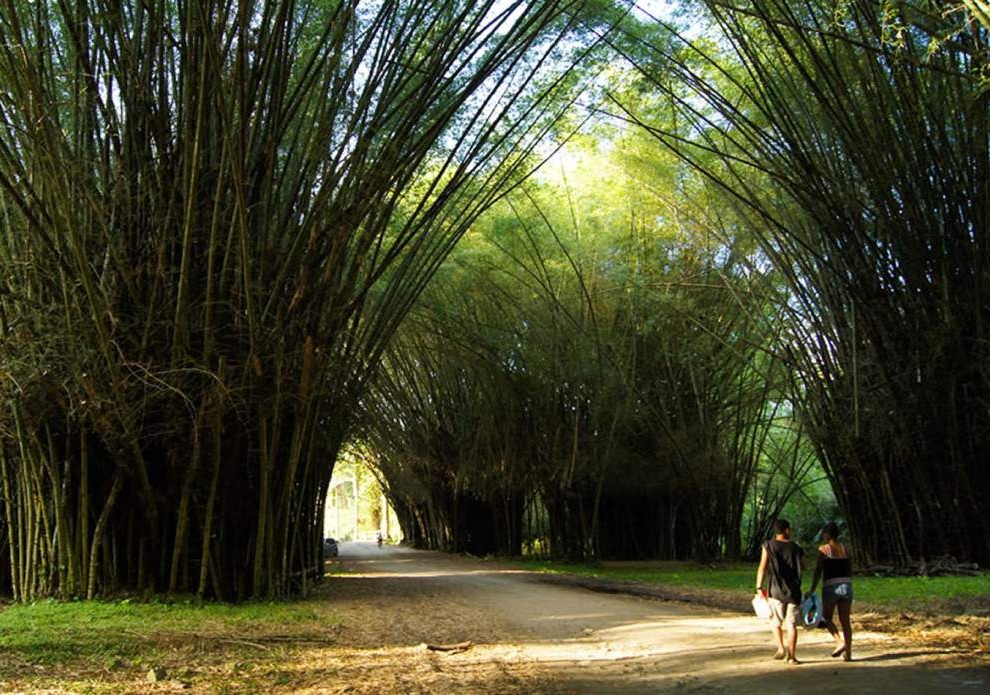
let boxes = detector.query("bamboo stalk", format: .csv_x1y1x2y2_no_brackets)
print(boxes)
87,472,123,600
168,418,202,594
0,445,21,601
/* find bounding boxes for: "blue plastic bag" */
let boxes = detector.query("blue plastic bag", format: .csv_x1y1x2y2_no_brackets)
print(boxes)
801,592,821,627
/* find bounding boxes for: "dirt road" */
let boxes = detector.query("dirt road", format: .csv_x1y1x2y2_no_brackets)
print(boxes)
315,542,988,694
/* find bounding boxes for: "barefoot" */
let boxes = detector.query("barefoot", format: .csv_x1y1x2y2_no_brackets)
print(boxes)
786,656,801,665
773,649,786,660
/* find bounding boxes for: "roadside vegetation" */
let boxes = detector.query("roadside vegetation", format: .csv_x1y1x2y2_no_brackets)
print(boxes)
521,560,990,612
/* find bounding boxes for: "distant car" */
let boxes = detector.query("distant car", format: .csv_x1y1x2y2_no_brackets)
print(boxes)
323,537,339,557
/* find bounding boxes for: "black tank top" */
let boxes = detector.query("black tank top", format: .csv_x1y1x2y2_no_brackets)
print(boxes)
822,556,852,581
819,543,852,583
765,539,804,604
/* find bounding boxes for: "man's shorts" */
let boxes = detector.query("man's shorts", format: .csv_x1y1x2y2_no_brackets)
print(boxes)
768,598,800,628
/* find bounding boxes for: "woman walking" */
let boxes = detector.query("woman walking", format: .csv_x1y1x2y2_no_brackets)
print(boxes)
808,522,854,661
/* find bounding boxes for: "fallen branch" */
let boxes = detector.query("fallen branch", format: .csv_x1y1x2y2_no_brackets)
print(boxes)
216,638,271,651
863,556,982,577
425,640,473,654
201,633,336,646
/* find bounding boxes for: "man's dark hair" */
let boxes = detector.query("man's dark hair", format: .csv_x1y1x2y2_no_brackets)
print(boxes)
773,518,791,535
823,521,841,540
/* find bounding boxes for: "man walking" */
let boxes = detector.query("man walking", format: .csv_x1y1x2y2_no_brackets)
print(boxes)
755,518,805,664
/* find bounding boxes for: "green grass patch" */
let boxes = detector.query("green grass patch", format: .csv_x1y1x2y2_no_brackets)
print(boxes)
0,596,336,669
851,574,990,608
521,560,990,611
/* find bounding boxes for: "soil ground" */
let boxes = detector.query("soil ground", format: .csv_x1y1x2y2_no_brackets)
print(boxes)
2,542,988,693
314,543,988,694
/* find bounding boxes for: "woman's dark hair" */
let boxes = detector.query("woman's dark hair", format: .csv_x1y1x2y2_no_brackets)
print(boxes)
822,522,841,540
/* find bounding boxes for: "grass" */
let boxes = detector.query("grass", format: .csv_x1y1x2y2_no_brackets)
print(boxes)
520,560,990,612
0,594,337,674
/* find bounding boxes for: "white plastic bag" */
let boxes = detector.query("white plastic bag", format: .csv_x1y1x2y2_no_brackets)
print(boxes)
752,593,771,619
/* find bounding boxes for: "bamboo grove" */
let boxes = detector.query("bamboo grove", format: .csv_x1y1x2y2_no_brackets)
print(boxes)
362,0,990,567
1,0,987,604
0,0,590,600
360,149,822,562
610,0,990,565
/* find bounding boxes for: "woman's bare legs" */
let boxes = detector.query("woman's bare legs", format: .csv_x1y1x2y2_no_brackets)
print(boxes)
822,601,845,656
837,601,853,661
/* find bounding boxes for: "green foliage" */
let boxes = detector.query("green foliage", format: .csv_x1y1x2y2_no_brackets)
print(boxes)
363,116,820,561
326,447,395,540
776,473,841,550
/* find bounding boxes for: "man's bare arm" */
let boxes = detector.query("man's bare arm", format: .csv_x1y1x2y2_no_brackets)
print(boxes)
756,545,768,593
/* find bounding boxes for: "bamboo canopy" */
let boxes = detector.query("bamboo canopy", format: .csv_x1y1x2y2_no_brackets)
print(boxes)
364,0,990,567
611,0,990,564
361,178,812,562
0,0,586,599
